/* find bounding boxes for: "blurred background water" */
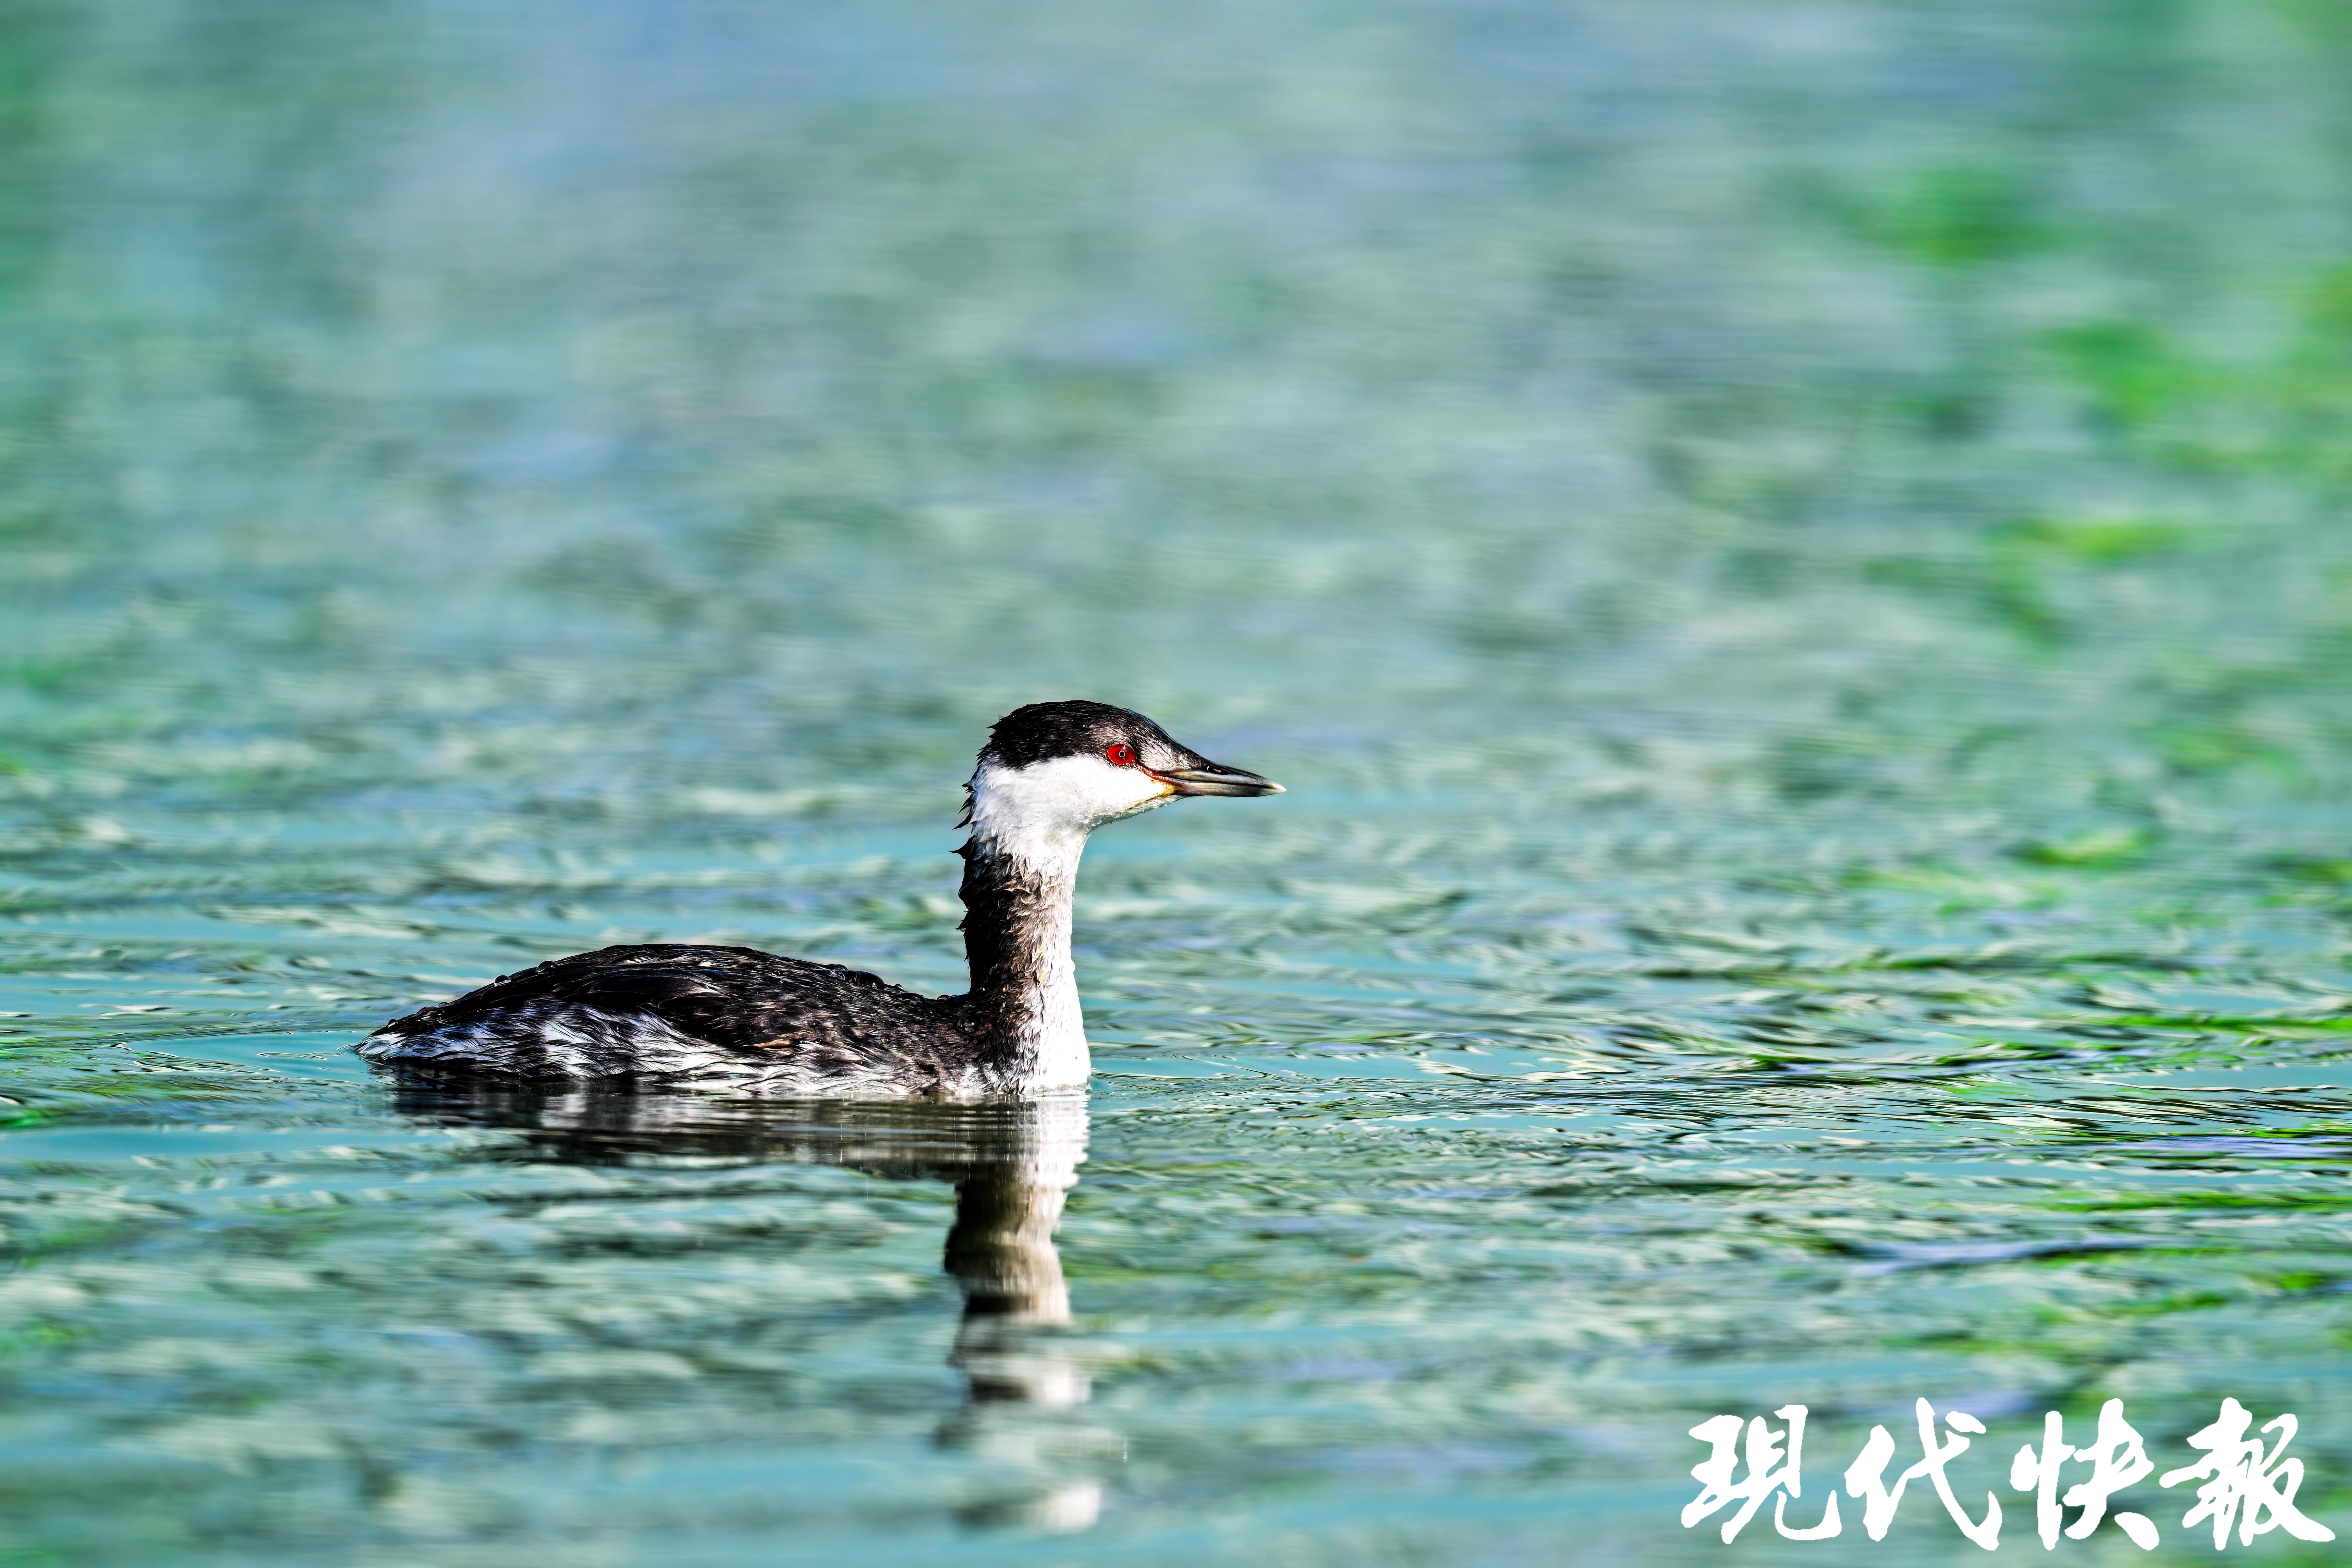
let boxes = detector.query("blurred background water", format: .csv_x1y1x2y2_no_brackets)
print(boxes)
4,0,2352,1562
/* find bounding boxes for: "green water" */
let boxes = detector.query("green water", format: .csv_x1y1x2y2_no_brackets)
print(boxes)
5,0,2352,1561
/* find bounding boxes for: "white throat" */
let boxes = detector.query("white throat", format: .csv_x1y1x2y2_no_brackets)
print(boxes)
963,755,1177,1091
988,831,1088,1092
965,753,1175,861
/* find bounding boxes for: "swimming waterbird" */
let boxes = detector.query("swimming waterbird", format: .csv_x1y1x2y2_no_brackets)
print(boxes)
358,701,1281,1095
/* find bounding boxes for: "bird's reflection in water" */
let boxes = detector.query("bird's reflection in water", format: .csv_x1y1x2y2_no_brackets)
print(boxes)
390,1078,1107,1533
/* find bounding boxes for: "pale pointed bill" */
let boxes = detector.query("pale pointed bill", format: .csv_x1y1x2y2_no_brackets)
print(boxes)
1151,765,1283,797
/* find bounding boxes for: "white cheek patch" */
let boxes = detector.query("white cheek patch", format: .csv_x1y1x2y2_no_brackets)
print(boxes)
966,754,1175,860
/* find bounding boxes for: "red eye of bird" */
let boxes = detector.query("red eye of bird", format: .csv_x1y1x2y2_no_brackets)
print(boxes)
1105,742,1137,767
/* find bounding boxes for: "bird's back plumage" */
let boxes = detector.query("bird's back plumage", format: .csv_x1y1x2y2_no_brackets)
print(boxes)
359,944,983,1094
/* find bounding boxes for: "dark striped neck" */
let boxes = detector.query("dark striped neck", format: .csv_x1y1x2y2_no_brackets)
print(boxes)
955,835,1087,1088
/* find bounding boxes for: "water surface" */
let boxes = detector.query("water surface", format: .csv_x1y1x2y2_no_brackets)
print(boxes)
4,1,2352,1561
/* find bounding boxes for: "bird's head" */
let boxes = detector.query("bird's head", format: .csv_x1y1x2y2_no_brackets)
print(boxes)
960,701,1281,860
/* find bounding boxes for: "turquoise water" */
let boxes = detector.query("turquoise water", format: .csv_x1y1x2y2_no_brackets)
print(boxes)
5,0,2352,1561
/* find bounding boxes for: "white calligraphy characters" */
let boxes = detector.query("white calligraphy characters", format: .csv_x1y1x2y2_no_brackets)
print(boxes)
2009,1400,2160,1550
2161,1398,2337,1551
1847,1399,2002,1548
1681,1398,2336,1550
1683,1404,1842,1542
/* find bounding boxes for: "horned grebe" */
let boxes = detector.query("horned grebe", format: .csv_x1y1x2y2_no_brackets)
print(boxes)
356,701,1281,1095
